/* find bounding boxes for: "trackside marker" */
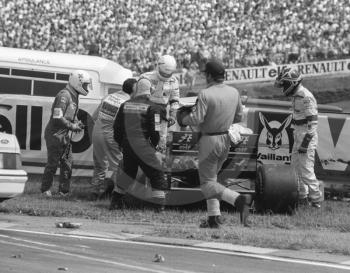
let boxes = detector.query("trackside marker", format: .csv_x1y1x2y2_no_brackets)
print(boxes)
194,242,277,254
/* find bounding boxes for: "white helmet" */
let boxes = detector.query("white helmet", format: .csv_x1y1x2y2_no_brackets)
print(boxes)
157,55,177,80
69,70,92,96
274,67,302,96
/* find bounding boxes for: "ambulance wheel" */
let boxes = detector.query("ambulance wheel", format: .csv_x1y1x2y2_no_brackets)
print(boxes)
255,164,298,214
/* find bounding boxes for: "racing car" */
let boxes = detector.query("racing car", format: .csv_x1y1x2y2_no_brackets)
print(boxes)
159,96,349,212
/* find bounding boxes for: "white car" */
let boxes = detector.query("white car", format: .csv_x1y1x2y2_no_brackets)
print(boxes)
0,132,28,202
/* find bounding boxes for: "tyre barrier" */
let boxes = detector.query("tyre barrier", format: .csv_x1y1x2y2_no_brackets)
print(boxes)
255,163,298,214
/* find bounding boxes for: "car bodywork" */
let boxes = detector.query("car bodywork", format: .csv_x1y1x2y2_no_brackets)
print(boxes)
167,96,350,198
0,132,28,202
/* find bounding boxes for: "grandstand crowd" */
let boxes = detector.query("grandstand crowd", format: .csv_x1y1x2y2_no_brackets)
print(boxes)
1,0,350,75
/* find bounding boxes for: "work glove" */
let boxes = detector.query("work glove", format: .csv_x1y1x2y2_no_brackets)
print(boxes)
298,133,312,153
70,121,84,132
77,120,85,129
176,106,193,127
167,116,176,128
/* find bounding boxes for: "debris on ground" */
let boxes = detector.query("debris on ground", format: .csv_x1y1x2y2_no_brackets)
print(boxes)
153,254,165,263
211,234,221,239
11,254,23,259
55,222,82,229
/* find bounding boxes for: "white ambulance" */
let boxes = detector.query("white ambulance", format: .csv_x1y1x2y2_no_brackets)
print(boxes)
0,47,133,176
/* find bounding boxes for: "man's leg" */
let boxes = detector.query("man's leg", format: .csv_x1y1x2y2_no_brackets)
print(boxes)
216,139,244,213
59,143,72,195
198,137,225,228
110,143,138,210
103,138,123,198
91,128,109,196
41,141,63,194
199,136,250,227
299,149,322,207
293,131,310,205
292,150,309,206
138,156,167,212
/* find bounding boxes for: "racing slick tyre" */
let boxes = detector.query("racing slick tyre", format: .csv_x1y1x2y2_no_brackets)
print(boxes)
255,164,298,214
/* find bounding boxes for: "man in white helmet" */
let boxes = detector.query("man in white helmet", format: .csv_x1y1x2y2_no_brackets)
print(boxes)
139,55,180,152
41,70,92,197
91,78,137,199
274,66,322,208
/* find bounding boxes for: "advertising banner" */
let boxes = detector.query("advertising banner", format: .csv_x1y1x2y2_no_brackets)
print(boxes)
175,59,350,86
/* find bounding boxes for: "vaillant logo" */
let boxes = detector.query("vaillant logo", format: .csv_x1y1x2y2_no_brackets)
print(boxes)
258,112,292,163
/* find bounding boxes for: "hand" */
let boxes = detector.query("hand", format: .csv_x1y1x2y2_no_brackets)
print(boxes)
298,133,312,153
155,151,166,162
71,122,83,132
77,120,85,129
167,117,176,128
176,106,192,127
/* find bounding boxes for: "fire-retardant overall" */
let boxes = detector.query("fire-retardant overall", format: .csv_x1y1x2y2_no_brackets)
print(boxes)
41,87,81,194
177,59,251,228
274,66,322,207
112,78,168,209
41,70,91,196
139,55,180,153
91,89,131,195
291,85,322,204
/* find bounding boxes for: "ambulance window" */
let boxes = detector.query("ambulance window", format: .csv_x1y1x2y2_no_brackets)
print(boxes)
56,73,69,81
12,69,54,79
33,81,66,97
0,68,10,75
0,77,31,95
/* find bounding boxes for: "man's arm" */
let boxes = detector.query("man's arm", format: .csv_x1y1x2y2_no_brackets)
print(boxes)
148,104,166,147
92,101,102,122
304,95,318,135
180,92,207,127
113,103,125,147
169,77,180,109
51,91,82,132
298,95,318,153
233,94,244,124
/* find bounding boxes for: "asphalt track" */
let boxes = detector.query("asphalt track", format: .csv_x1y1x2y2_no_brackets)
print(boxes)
0,216,350,273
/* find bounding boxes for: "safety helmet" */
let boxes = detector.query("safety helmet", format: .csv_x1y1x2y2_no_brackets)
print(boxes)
157,55,177,80
69,70,92,96
274,67,302,96
135,78,152,97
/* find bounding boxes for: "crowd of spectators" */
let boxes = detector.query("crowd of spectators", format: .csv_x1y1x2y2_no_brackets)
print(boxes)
1,0,350,75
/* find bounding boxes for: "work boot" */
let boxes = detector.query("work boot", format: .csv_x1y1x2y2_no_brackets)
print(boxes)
58,191,69,197
109,191,125,210
42,190,52,197
298,197,309,207
234,194,252,227
199,216,224,229
311,201,321,209
151,198,166,213
101,178,115,199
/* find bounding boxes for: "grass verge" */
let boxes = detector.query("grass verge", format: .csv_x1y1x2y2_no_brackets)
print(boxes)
1,179,349,256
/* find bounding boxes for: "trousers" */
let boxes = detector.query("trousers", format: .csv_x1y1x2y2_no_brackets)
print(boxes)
41,134,72,194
